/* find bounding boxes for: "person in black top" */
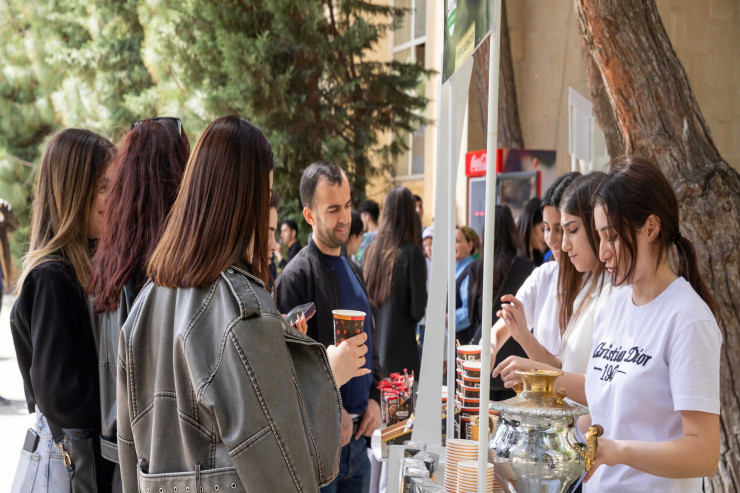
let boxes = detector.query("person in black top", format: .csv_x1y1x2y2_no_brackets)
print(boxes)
11,128,116,491
467,205,534,401
516,197,548,267
363,186,427,378
277,218,302,268
276,161,381,493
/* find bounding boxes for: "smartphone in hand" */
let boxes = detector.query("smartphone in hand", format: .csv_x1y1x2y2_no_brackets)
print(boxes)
284,302,316,327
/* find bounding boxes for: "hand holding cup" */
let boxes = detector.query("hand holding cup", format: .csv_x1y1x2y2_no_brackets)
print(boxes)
326,332,370,387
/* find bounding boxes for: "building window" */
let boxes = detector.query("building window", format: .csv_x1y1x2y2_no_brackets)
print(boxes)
393,0,426,178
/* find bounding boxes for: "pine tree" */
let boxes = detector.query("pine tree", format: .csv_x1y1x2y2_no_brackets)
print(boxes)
0,0,155,265
144,0,430,225
0,2,57,262
1,0,430,254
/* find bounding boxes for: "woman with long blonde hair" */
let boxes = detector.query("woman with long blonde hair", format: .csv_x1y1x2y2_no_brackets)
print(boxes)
10,128,116,492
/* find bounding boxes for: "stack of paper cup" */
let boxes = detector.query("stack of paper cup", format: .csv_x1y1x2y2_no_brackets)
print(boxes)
455,460,501,492
444,439,478,492
456,346,481,403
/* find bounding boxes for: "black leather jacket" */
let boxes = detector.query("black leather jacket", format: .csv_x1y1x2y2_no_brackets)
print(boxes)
275,239,382,405
117,265,342,492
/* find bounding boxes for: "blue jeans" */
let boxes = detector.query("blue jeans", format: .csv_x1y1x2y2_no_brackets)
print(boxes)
11,409,71,493
320,437,371,493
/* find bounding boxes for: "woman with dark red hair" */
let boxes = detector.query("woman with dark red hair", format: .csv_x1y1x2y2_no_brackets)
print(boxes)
88,117,189,473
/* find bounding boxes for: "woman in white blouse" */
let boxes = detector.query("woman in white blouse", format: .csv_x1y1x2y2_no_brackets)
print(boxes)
489,172,581,369
493,172,617,405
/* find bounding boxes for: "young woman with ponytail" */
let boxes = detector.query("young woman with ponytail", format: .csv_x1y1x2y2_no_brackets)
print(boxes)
582,157,721,491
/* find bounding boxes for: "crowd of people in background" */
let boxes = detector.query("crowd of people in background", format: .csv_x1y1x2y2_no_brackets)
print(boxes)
6,115,722,493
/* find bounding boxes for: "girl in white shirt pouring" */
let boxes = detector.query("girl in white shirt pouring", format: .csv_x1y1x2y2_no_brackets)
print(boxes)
583,156,721,491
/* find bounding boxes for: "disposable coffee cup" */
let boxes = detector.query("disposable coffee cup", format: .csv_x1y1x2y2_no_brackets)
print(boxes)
332,309,365,344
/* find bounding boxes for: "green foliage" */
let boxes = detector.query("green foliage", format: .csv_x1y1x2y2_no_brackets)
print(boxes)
143,0,430,237
0,0,430,258
0,0,156,266
0,2,57,262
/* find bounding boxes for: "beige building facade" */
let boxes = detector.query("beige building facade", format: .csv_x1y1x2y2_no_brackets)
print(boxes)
368,0,739,226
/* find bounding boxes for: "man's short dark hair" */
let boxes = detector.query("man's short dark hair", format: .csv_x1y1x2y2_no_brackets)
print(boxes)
413,194,422,205
280,218,298,234
300,161,346,208
349,210,363,237
358,199,380,224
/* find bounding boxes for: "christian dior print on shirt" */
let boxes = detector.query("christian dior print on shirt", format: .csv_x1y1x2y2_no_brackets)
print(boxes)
591,342,653,382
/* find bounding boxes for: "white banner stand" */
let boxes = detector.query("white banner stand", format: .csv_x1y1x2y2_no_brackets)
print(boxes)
412,57,474,450
387,444,405,493
476,1,502,491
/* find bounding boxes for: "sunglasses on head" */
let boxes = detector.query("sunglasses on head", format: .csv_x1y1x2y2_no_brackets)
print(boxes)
129,116,182,135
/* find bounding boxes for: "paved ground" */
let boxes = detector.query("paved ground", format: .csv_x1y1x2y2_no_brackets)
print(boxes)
0,294,35,489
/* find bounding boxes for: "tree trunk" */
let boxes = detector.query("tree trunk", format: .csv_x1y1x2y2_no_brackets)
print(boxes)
579,40,623,158
473,0,524,149
575,1,740,491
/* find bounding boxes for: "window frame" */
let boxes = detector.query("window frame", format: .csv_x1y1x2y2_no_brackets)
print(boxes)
392,0,427,179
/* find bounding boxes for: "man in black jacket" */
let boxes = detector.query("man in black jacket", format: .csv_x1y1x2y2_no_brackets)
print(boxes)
276,161,382,493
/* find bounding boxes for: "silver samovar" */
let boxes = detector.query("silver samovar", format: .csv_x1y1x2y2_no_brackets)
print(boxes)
488,370,602,493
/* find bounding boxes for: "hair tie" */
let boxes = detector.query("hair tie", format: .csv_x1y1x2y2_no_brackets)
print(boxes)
673,232,682,244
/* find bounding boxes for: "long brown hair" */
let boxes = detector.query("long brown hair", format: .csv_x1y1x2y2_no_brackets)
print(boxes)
593,156,718,313
557,172,607,332
17,129,115,294
516,198,544,265
471,205,521,301
363,186,422,307
89,119,190,312
147,116,274,288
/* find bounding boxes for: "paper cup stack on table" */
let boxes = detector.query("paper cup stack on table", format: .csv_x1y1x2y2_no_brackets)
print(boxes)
458,359,490,440
455,345,481,406
456,460,501,493
444,439,478,492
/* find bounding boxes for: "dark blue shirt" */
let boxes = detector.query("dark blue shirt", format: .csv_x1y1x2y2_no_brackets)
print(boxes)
318,250,373,415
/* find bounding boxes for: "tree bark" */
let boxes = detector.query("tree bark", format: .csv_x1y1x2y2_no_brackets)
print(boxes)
473,0,524,149
579,40,623,158
575,1,740,491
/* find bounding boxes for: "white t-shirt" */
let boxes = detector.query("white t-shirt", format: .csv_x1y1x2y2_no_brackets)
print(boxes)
584,277,722,492
560,278,621,374
515,261,560,357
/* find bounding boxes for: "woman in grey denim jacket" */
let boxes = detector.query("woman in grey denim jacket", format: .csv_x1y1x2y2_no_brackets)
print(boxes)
117,116,342,492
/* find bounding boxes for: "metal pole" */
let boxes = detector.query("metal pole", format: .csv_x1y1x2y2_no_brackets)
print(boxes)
446,79,457,443
478,0,502,491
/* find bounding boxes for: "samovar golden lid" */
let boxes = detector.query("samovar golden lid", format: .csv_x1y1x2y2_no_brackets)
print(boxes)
489,369,587,418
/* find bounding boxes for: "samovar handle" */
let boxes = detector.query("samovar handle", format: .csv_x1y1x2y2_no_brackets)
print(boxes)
555,387,568,405
583,424,604,471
